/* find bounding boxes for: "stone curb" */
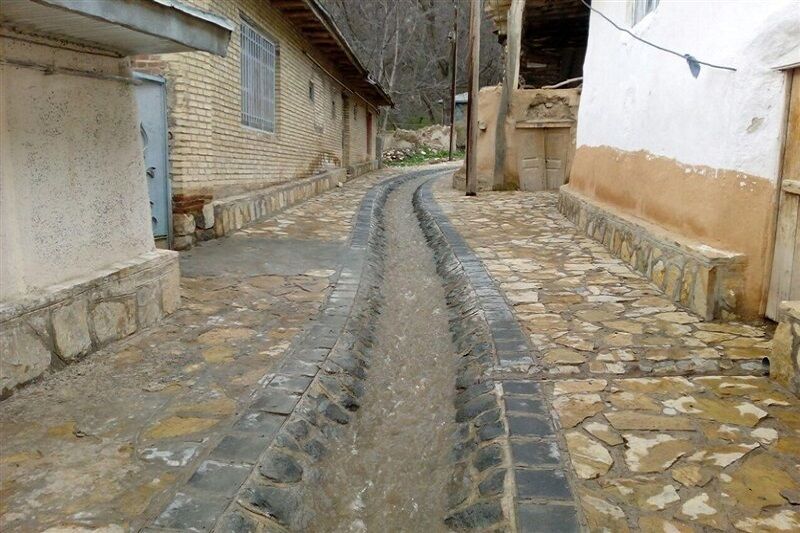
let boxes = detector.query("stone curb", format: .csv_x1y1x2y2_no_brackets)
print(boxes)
143,168,443,532
413,178,584,533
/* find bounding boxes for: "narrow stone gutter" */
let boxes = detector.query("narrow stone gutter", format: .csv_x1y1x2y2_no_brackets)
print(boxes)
413,178,585,532
148,167,584,532
146,168,441,531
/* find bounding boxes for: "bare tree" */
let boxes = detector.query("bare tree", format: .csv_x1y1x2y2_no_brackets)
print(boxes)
323,0,503,131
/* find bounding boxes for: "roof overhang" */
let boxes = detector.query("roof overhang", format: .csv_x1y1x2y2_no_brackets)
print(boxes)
272,0,393,109
0,0,234,56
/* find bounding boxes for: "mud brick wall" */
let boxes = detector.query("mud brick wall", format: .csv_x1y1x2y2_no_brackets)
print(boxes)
559,187,746,320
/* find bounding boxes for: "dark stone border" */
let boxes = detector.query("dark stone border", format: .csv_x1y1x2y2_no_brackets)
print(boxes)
413,178,583,532
144,168,441,532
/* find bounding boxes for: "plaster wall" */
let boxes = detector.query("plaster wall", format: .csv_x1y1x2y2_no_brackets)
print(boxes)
1,35,155,302
576,0,798,179
453,85,579,191
569,0,800,317
453,86,501,191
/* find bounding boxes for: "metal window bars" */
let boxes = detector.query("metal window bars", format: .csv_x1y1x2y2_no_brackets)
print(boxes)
240,20,275,132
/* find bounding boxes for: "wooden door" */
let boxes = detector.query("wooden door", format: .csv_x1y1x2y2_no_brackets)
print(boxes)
767,68,800,319
341,92,350,166
366,112,373,159
518,129,546,191
545,128,570,189
518,127,570,191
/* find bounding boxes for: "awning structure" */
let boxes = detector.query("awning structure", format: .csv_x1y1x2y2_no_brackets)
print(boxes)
271,0,393,108
0,0,234,56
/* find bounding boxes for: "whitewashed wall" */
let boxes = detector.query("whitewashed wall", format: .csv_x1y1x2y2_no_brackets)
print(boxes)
577,0,800,182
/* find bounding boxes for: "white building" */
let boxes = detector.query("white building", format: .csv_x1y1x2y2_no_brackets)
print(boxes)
560,0,799,322
0,0,233,396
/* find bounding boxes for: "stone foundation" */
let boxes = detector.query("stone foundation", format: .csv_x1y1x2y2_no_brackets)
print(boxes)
558,186,746,320
173,161,380,250
772,301,800,395
346,159,379,178
0,250,180,397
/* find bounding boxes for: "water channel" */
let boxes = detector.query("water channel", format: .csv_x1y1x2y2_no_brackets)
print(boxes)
306,175,456,532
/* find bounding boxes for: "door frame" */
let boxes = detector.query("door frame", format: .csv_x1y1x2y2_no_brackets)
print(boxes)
766,67,799,319
515,121,573,192
366,111,373,159
133,71,173,249
341,92,351,167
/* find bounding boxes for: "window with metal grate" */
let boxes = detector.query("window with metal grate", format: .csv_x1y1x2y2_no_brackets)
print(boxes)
240,19,276,132
631,0,659,26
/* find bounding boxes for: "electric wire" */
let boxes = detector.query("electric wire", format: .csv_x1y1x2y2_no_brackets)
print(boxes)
580,0,737,72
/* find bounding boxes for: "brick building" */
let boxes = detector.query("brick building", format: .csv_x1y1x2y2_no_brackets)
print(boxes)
133,0,392,249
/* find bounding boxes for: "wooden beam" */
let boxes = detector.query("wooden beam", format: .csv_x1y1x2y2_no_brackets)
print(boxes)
449,3,458,160
272,0,306,7
465,0,481,196
492,0,523,189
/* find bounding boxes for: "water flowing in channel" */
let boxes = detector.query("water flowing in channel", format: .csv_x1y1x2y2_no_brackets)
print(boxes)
306,176,456,532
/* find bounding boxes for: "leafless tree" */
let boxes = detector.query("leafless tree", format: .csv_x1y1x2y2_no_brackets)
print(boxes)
323,0,503,131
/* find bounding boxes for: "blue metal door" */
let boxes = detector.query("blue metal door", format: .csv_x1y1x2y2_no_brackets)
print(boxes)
134,73,170,242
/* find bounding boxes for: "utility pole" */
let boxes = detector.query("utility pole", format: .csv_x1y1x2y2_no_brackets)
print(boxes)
448,0,458,161
465,0,481,196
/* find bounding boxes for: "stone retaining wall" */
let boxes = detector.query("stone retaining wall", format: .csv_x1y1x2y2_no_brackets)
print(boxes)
346,159,379,178
0,250,180,398
558,187,746,320
173,162,380,250
772,301,800,395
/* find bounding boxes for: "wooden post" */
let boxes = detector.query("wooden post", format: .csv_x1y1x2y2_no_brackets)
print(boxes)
507,0,523,93
492,0,524,190
448,3,458,161
465,0,481,196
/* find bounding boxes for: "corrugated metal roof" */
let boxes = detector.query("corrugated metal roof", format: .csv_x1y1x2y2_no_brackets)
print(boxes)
1,0,233,56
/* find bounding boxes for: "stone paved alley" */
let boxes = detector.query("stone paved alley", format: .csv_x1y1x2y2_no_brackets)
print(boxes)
0,167,402,531
1,166,799,532
431,180,800,532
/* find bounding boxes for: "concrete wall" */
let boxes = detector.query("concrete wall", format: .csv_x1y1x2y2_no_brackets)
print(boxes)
568,0,800,317
1,34,155,302
133,0,378,205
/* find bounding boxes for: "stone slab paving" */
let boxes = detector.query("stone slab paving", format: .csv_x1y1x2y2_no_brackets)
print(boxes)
431,180,800,532
0,167,405,532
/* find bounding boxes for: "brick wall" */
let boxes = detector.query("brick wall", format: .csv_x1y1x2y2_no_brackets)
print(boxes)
132,0,379,203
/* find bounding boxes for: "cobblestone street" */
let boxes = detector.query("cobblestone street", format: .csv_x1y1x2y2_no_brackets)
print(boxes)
0,168,401,532
432,179,800,532
2,167,799,532
4,0,797,531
